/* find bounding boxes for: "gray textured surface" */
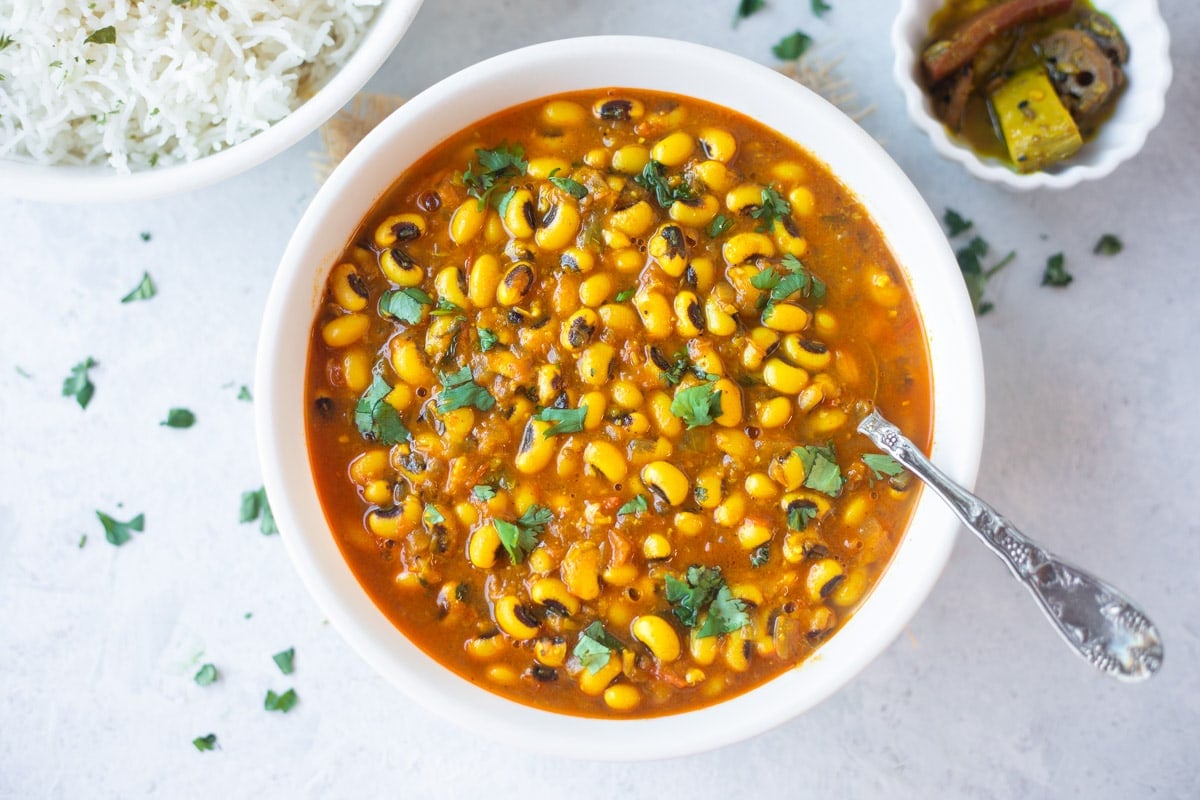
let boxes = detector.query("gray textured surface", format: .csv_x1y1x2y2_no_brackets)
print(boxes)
1,0,1197,796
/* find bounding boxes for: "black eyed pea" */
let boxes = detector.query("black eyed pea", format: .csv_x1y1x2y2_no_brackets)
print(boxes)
496,262,535,306
577,652,622,695
805,558,845,602
632,615,682,662
467,523,502,569
449,198,486,244
736,517,772,550
830,567,868,607
725,183,765,214
685,256,716,292
578,272,614,307
379,247,424,287
330,263,369,312
641,461,690,506
782,335,832,370
584,441,627,483
468,254,502,308
389,337,435,386
603,683,642,712
560,540,603,600
433,266,470,311
515,419,557,475
593,97,645,122
712,378,743,427
494,595,540,640
530,577,581,617
374,213,425,248
673,291,706,338
668,194,720,227
634,290,673,339
527,156,572,180
694,467,723,509
650,130,695,167
722,232,776,265
321,313,369,348
698,127,737,163
534,636,569,668
560,308,600,351
722,627,752,671
535,364,562,405
611,144,650,175
541,99,587,127
648,223,689,277
768,450,807,491
502,188,537,238
608,199,656,237
762,302,811,333
560,246,596,274
772,216,808,257
763,357,810,394
808,606,837,642
694,160,734,193
535,200,582,251
365,505,408,540
577,342,616,386
703,294,738,337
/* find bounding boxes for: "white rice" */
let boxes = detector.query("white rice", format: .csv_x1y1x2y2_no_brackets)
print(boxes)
0,0,382,171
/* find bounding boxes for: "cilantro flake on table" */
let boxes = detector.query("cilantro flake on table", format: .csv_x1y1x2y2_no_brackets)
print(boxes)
239,487,277,535
573,621,624,673
96,510,144,546
160,407,195,428
192,733,217,752
1041,252,1073,288
956,235,1014,316
62,357,97,409
772,30,813,61
811,0,832,16
1094,234,1123,256
943,208,973,237
194,663,218,686
120,272,156,303
272,648,295,675
264,688,298,713
236,385,253,402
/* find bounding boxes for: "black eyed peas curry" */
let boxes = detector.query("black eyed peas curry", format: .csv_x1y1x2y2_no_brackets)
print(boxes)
305,90,932,717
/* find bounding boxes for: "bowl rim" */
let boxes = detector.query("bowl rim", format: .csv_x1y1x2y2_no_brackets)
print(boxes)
891,0,1173,191
256,34,985,760
0,0,425,205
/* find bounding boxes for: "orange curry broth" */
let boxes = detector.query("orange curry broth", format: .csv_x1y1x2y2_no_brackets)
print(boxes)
305,89,932,717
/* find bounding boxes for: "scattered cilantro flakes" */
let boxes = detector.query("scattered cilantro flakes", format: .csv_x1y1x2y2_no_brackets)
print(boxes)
161,407,195,428
614,287,635,303
1041,252,1072,287
669,382,722,429
236,385,253,402
477,327,500,352
239,487,277,535
1094,234,1123,256
794,443,844,496
750,544,770,567
437,367,495,413
862,453,905,480
956,235,1014,316
0,34,14,52
494,504,552,564
472,484,497,501
84,26,116,45
139,231,152,242
573,621,623,674
355,374,410,444
15,365,31,378
77,534,87,549
811,0,832,16
272,648,295,675
548,168,588,199
633,160,693,208
192,733,217,752
97,510,144,546
617,494,649,517
62,357,97,409
460,143,528,209
120,272,156,303
534,405,588,436
264,688,298,713
665,566,749,638
749,186,791,231
378,287,433,325
706,214,734,238
943,208,973,237
772,30,813,61
194,663,218,686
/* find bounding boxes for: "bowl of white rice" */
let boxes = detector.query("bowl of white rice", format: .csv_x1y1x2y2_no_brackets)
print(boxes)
0,0,424,204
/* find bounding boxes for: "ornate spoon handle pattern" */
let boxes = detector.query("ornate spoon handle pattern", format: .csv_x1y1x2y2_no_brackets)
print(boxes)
859,410,1163,682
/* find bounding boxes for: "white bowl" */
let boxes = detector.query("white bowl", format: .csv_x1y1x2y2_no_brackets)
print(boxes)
893,0,1172,190
256,35,985,760
0,0,424,205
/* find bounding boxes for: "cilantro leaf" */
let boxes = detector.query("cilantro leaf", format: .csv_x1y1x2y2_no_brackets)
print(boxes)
772,30,813,61
811,0,832,17
423,504,445,526
378,287,433,325
534,405,588,436
794,443,844,496
272,648,295,675
264,688,298,713
659,351,693,386
614,287,635,302
96,510,144,546
239,487,277,535
472,484,497,501
862,453,905,480
750,544,770,567
548,168,588,200
236,386,253,402
573,621,623,674
85,26,116,44
670,382,722,429
706,214,734,238
943,208,973,237
460,143,527,209
161,408,195,428
779,254,827,301
665,565,748,638
697,584,751,638
355,374,410,444
734,0,766,26
749,186,792,231
1041,252,1073,288
634,160,693,208
957,236,1014,316
194,663,218,686
494,504,552,564
430,298,462,317
750,266,781,293
477,327,500,352
192,733,217,752
787,499,819,531
437,367,495,413
617,494,649,517
120,272,156,303
62,357,97,409
1094,234,1123,256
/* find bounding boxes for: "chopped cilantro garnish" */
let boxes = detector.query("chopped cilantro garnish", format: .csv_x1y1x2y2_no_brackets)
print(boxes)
669,382,722,429
192,733,217,752
614,288,635,302
794,443,844,496
548,168,588,199
772,30,813,61
943,208,973,237
659,351,694,386
460,143,528,209
617,494,649,517
494,504,553,564
862,453,905,480
749,186,791,231
1094,234,1123,256
634,160,693,208
811,0,832,16
378,287,433,324
239,487,277,535
472,484,497,501
264,688,298,713
355,374,410,444
787,500,818,531
477,327,500,352
437,367,495,412
97,510,144,546
84,26,116,45
1042,253,1073,287
534,405,588,436
665,565,749,638
194,663,218,686
272,648,295,675
750,544,770,567
574,621,624,673
160,408,195,428
63,357,97,409
423,504,445,526
430,298,462,317
706,214,734,238
120,272,156,303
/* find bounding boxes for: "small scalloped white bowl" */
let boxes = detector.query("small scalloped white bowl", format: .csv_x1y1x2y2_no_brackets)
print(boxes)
893,0,1172,190
0,0,424,205
256,35,985,760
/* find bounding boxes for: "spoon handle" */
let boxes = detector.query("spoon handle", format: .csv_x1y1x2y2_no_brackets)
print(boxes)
858,410,1163,682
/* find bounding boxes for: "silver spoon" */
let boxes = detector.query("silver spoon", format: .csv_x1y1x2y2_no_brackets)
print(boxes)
858,409,1163,682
